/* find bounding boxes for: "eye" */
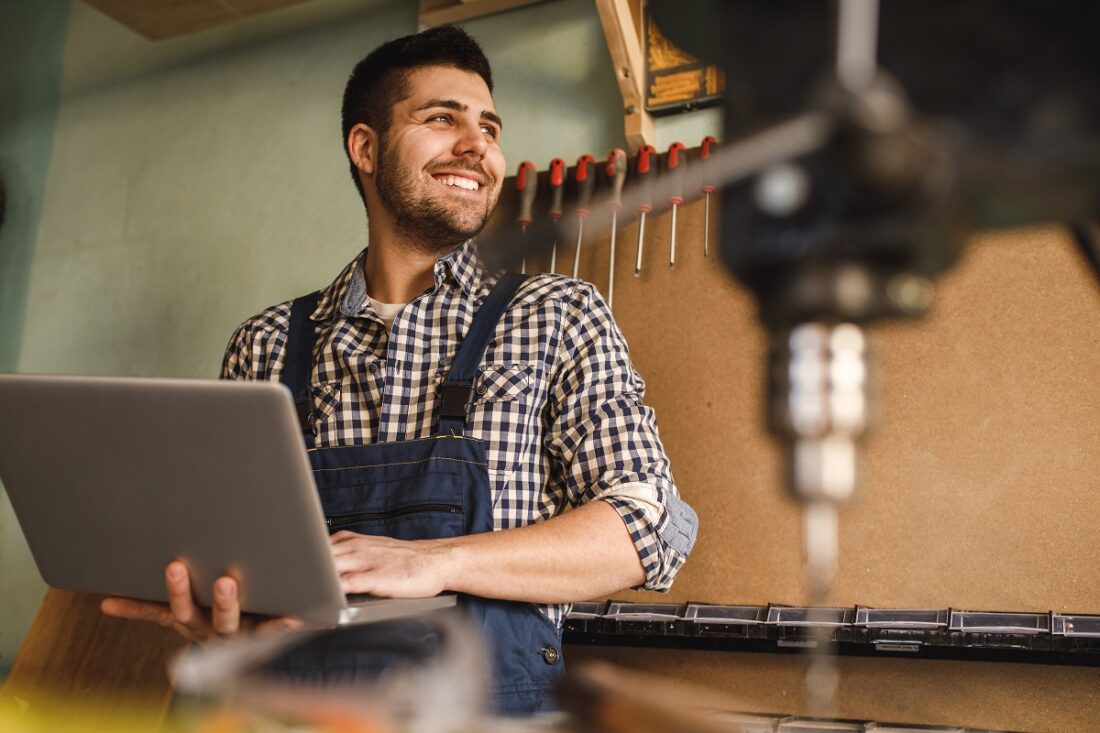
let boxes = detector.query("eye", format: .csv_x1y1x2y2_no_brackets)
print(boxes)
480,124,500,139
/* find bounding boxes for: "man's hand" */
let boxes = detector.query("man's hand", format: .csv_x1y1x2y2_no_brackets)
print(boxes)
330,531,450,598
100,560,303,644
328,501,646,604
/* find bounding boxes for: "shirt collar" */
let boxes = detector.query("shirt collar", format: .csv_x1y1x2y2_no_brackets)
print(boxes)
310,249,365,321
434,239,485,298
309,239,486,322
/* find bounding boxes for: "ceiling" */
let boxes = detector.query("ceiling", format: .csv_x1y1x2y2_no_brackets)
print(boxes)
81,0,553,40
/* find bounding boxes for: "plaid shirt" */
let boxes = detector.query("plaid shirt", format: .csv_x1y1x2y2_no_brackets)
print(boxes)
220,240,697,626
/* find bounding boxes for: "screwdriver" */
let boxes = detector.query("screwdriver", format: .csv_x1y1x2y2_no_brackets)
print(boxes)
547,158,566,274
605,149,627,308
666,141,686,269
633,144,657,276
572,154,596,279
516,160,538,274
701,136,717,258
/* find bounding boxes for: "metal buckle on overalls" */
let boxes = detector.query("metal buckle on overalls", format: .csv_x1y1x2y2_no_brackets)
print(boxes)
438,381,473,420
294,395,313,431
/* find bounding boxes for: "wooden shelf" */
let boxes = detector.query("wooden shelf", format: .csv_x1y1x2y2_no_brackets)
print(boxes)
418,0,554,28
81,0,313,40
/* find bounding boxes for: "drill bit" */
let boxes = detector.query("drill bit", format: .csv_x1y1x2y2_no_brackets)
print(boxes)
775,322,869,717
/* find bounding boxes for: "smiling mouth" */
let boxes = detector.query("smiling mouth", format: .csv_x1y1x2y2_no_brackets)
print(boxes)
432,174,482,192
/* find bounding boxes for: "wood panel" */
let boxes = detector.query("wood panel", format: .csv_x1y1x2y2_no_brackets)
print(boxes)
2,589,186,716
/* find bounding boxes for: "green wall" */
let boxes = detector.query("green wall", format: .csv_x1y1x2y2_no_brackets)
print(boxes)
0,0,719,677
0,0,71,677
0,1,69,372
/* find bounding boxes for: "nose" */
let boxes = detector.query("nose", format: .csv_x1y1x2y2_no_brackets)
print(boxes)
453,118,489,158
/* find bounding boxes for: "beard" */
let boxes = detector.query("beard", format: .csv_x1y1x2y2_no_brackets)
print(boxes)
374,136,498,257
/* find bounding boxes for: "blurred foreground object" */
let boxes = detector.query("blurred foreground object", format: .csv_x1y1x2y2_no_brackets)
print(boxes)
559,661,736,733
650,0,1099,714
170,612,490,733
558,661,1022,733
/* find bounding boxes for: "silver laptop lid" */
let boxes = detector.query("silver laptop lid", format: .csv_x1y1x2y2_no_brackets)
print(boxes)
0,374,348,623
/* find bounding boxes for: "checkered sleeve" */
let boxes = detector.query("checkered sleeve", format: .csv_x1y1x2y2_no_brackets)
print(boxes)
220,321,255,381
545,282,697,591
219,305,292,382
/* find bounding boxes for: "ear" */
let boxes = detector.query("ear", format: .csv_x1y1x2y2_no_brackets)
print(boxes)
346,123,378,177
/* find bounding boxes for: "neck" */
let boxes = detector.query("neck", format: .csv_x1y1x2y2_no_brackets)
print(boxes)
363,219,457,304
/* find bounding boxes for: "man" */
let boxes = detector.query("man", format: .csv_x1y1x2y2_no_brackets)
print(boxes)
103,25,696,713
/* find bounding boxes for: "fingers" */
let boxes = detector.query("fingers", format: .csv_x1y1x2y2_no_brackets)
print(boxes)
211,577,241,635
103,567,284,643
331,551,374,574
166,562,239,642
100,597,175,627
166,561,201,629
328,530,362,550
255,616,306,635
339,571,379,596
330,531,395,557
328,533,378,594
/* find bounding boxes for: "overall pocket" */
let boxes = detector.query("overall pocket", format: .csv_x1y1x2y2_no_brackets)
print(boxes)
316,466,467,541
325,501,464,539
465,364,538,474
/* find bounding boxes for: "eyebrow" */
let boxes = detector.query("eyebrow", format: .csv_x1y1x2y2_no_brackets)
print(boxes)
415,98,503,130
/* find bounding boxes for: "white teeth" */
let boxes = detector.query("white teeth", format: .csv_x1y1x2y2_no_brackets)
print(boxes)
437,175,479,191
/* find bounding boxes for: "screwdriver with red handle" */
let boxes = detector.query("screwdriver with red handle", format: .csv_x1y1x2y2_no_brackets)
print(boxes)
547,157,566,274
605,149,627,307
572,154,596,279
516,160,538,274
701,136,717,258
666,141,686,268
633,144,657,276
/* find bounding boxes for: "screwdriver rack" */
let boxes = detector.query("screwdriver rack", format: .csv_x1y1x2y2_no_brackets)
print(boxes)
563,600,1100,668
481,136,721,304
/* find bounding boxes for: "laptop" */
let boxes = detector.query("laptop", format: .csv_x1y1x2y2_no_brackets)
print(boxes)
0,374,455,626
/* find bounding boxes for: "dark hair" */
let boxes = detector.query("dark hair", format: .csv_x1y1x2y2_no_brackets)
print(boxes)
341,25,494,203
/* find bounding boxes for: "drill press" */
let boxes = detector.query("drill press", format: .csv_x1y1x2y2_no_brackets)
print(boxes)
651,0,1100,711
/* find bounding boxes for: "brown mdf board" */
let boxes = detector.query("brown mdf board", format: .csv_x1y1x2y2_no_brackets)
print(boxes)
530,195,1098,731
520,195,1100,614
2,589,186,717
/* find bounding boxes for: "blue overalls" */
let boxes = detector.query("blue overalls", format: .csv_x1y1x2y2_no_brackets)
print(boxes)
271,273,563,715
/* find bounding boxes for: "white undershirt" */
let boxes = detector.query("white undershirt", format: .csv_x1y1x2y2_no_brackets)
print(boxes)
368,296,405,331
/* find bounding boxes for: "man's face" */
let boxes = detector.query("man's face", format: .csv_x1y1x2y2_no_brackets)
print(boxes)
372,65,505,254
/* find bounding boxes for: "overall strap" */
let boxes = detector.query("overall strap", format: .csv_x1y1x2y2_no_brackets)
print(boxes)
281,290,322,434
437,273,528,435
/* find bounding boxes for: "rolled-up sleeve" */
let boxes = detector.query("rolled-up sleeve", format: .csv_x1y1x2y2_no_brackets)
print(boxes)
544,282,697,591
